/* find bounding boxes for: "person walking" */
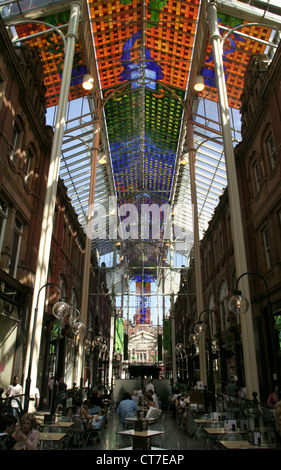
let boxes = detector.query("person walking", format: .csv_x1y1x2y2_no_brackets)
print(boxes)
6,376,23,420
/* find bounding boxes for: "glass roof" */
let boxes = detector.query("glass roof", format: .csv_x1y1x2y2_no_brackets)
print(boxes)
2,0,281,324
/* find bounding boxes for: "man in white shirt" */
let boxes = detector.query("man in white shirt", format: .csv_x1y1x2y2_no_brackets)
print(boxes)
6,376,23,420
145,379,154,393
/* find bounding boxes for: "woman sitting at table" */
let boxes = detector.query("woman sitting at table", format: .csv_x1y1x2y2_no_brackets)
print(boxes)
13,413,40,450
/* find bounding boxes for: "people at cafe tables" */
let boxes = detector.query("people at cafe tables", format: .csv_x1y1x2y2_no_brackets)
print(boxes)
168,386,180,417
90,390,103,414
132,390,139,404
144,390,155,408
145,379,155,394
117,392,139,426
137,387,145,403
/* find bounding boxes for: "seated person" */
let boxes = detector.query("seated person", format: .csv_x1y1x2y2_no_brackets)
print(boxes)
86,409,106,432
13,413,40,450
0,414,20,450
117,392,139,425
144,390,154,408
89,390,103,414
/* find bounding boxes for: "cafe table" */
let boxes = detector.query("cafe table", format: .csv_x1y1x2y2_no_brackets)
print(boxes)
125,417,156,424
117,429,164,450
204,427,247,435
219,440,275,450
55,421,74,429
39,432,67,450
192,419,223,439
41,421,74,429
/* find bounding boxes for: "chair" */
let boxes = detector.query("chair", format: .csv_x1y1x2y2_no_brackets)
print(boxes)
159,428,171,448
84,416,106,446
47,426,62,433
210,422,221,428
149,410,165,430
125,410,137,429
224,433,243,441
146,407,162,420
114,423,132,449
68,414,87,448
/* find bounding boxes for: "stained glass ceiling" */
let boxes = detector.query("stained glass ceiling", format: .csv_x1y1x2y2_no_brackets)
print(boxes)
1,1,281,303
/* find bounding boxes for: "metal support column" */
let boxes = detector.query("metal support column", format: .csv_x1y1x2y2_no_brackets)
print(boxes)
207,0,260,398
23,1,82,401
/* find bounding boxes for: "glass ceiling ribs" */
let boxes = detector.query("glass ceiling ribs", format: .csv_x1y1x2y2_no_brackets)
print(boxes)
2,0,281,287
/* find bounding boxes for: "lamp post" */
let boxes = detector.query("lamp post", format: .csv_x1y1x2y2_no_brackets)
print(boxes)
228,271,281,400
194,319,216,411
201,309,227,392
24,282,67,414
67,307,87,398
50,305,85,417
77,323,92,400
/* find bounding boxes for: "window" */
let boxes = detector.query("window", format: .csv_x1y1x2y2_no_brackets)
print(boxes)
9,217,23,277
219,281,228,332
0,198,8,256
262,227,271,269
266,133,277,169
253,160,261,191
24,148,33,181
10,124,21,165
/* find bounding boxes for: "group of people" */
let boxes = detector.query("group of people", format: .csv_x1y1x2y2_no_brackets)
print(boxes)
0,376,42,450
117,379,160,426
0,413,40,450
65,389,110,444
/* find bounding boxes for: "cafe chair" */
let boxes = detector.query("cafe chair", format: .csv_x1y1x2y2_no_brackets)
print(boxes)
152,427,171,448
47,426,62,433
68,414,88,448
114,424,132,449
125,410,137,429
84,416,106,446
